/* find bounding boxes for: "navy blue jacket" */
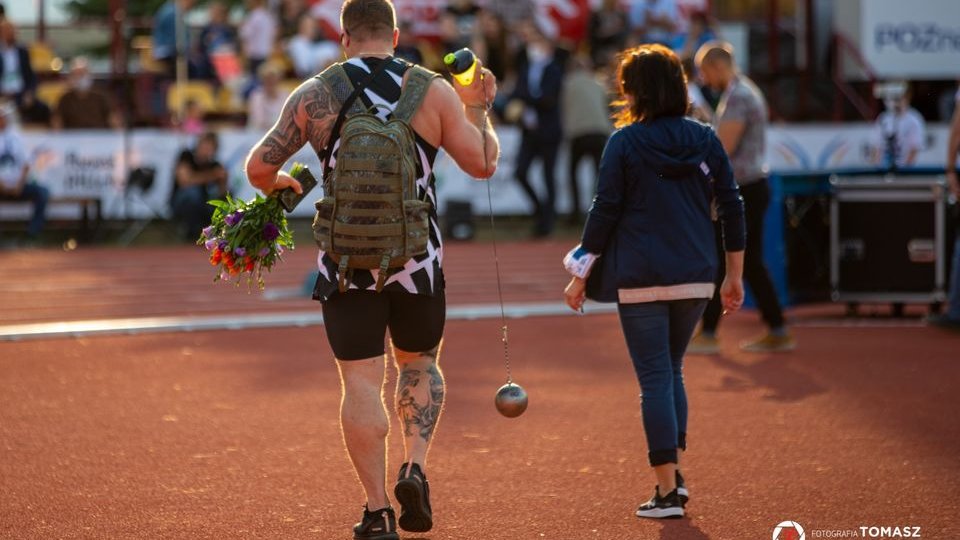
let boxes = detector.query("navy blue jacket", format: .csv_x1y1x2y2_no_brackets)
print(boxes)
582,116,746,303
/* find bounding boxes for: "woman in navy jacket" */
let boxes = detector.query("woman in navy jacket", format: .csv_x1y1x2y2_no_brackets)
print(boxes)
563,44,746,519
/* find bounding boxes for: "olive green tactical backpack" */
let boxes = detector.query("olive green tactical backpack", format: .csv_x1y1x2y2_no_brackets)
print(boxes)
312,62,440,292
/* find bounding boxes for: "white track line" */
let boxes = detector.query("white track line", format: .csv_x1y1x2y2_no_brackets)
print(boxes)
0,302,619,342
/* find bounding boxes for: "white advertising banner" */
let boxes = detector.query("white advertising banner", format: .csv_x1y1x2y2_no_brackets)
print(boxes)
1,122,951,222
841,0,960,80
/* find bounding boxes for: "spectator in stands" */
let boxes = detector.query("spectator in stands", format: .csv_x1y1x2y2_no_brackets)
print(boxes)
52,58,121,130
279,0,309,39
929,85,960,330
0,103,47,242
629,0,680,48
474,10,509,81
870,84,926,168
239,0,278,80
0,20,48,125
394,20,424,65
679,11,717,61
561,54,612,223
194,1,237,82
153,0,197,76
485,0,534,33
247,63,290,132
509,20,567,237
287,16,339,78
179,98,206,135
441,0,482,53
681,57,712,122
589,0,629,68
0,3,5,20
171,132,228,241
690,41,795,354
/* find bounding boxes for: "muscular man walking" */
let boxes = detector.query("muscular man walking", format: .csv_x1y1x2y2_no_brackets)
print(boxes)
244,1,499,537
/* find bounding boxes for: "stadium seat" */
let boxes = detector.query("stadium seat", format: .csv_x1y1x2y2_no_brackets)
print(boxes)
132,35,167,74
280,79,301,95
29,42,58,73
216,86,244,114
36,81,69,108
167,82,217,115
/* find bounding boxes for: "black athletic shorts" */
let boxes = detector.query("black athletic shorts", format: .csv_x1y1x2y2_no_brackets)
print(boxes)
321,290,446,361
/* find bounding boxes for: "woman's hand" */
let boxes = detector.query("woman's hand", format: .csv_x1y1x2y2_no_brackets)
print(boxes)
564,276,586,312
720,276,744,313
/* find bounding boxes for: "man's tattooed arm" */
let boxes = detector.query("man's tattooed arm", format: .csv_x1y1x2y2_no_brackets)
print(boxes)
245,77,340,189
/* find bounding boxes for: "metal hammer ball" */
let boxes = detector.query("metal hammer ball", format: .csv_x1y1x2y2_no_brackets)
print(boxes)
494,382,528,418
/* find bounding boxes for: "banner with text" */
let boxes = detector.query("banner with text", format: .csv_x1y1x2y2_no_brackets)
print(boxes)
0,123,950,222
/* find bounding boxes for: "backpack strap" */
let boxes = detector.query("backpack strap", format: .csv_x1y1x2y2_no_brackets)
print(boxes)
393,65,441,122
317,59,395,172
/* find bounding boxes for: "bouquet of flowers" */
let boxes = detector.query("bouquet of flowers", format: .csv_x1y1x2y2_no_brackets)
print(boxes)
198,164,305,289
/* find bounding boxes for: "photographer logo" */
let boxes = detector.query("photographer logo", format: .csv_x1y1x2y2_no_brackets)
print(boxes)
774,521,806,540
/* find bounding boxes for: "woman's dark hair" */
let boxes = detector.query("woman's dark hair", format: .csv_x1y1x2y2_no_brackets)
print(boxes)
612,44,689,128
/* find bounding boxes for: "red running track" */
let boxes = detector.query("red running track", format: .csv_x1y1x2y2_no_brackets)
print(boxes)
1,244,958,539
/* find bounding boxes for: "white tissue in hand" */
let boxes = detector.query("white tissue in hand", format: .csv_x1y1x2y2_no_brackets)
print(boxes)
563,245,598,279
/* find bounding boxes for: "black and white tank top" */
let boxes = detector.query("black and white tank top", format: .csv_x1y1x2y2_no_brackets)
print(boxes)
313,56,444,302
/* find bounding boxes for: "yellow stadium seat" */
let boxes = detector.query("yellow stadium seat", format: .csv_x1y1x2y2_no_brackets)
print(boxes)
167,82,217,115
132,35,167,74
29,42,58,73
36,81,69,108
280,79,300,95
216,86,244,114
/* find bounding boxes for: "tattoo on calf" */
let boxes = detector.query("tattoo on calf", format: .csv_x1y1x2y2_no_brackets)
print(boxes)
397,362,445,442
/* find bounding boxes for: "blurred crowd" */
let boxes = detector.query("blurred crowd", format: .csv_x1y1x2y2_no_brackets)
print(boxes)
141,0,724,133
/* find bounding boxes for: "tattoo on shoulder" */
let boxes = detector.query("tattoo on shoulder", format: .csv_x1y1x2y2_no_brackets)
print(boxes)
303,78,340,154
259,78,341,166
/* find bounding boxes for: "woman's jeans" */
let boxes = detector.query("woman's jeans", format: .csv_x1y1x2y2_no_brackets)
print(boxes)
617,299,707,466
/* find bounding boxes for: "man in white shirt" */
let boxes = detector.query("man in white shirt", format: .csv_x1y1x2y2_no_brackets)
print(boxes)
246,63,290,131
287,16,340,78
0,104,47,240
239,0,278,78
870,88,926,168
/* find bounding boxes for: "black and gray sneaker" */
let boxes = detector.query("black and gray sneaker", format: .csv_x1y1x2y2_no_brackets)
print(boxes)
676,470,689,506
635,487,685,519
352,505,399,540
394,462,433,532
